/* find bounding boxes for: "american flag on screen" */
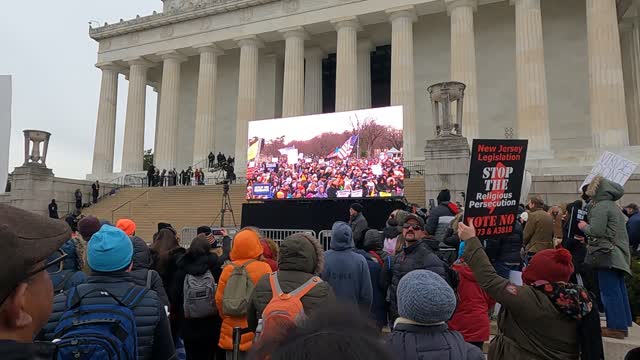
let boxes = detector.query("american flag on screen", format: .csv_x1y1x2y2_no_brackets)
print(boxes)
328,135,358,160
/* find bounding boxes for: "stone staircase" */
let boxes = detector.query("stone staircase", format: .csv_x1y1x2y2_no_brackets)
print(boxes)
83,184,246,242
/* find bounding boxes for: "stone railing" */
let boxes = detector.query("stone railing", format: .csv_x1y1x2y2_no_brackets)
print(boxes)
89,0,279,40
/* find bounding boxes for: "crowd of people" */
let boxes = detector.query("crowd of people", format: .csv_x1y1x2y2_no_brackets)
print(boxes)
3,173,640,359
246,154,404,200
146,153,234,187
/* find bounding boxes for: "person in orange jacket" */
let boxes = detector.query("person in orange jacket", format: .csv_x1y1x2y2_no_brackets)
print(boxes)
215,229,272,359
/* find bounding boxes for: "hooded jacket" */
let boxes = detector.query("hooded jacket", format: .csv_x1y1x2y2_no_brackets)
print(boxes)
321,222,373,309
129,236,169,306
463,236,595,360
172,251,220,341
448,262,495,342
261,240,278,272
426,202,458,235
215,232,272,352
583,175,632,275
248,233,335,331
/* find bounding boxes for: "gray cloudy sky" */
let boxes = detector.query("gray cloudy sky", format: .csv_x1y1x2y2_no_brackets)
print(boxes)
1,1,162,179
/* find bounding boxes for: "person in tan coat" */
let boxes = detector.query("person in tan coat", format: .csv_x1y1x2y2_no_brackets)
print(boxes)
523,196,554,264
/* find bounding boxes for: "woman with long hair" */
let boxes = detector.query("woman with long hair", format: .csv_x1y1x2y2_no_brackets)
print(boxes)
173,235,221,360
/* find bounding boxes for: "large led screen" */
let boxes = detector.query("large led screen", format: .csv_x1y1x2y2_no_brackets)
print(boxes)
246,106,404,200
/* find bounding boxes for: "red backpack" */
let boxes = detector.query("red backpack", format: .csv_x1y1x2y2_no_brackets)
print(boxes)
256,272,321,341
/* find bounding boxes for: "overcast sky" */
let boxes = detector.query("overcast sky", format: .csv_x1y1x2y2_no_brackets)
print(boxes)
1,1,161,179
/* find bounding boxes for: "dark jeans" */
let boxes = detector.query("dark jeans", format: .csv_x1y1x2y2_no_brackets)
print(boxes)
597,269,633,330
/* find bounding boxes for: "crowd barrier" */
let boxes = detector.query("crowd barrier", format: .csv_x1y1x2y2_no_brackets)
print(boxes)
180,227,326,248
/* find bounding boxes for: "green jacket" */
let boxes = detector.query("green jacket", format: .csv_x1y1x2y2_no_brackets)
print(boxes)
247,233,335,331
463,237,579,360
583,175,631,275
523,209,554,253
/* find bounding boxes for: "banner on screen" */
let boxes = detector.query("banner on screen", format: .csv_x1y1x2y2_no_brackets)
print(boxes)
246,106,404,200
464,139,528,239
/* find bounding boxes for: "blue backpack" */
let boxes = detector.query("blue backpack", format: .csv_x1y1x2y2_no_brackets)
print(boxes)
53,285,148,360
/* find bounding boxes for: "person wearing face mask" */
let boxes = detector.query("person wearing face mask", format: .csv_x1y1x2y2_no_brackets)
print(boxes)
388,214,459,322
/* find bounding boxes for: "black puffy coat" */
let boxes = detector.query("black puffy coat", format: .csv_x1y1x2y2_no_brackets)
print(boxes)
389,240,458,320
130,236,170,306
388,322,484,360
426,202,456,235
0,340,57,360
485,221,524,265
40,273,175,360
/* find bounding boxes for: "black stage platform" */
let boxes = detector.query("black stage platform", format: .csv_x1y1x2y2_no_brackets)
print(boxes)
241,198,408,234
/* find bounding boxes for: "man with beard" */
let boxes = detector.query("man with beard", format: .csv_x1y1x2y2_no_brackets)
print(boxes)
389,214,458,322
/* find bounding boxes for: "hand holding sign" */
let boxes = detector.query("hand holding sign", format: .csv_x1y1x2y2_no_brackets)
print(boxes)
458,220,476,241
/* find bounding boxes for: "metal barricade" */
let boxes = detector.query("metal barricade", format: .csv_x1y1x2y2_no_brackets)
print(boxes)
259,229,316,245
317,230,332,251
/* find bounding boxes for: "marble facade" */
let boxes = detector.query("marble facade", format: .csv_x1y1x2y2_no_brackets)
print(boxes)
87,0,640,180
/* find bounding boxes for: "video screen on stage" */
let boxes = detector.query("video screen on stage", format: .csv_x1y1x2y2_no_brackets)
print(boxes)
246,106,404,200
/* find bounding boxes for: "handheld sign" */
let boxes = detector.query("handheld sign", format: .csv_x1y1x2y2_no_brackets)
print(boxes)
580,151,637,190
464,139,528,239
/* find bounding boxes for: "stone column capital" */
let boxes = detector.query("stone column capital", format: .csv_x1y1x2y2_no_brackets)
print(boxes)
95,62,122,72
124,57,155,68
305,47,326,58
331,16,362,32
157,50,188,62
279,26,310,40
445,0,478,15
235,35,265,48
386,6,418,23
193,43,225,55
358,38,375,52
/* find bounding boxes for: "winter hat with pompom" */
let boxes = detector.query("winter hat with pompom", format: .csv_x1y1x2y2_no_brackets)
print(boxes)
522,248,574,285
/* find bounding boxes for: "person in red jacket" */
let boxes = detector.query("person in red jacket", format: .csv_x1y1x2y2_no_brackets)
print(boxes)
448,260,495,349
261,239,278,272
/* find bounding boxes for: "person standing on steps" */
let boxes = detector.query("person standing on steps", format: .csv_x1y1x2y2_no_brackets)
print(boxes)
147,163,156,187
48,199,58,219
91,180,100,204
74,189,82,210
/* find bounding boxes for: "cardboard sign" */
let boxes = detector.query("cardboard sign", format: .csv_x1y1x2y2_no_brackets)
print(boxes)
252,183,271,197
337,190,351,198
581,151,637,190
351,189,363,197
464,139,528,239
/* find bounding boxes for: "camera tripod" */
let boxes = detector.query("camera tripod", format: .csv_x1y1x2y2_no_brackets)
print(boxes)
213,184,237,228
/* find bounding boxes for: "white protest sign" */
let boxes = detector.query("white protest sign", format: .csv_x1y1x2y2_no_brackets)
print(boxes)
337,190,351,198
580,151,637,190
351,189,363,197
271,157,279,163
371,165,383,176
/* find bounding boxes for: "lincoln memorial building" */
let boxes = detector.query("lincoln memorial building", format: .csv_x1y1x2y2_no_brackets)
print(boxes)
87,0,640,180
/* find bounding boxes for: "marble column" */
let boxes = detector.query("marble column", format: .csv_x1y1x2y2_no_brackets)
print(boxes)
235,36,263,175
193,44,223,167
630,19,640,145
358,39,373,110
281,27,307,118
446,0,479,141
332,17,360,112
387,6,417,160
91,63,120,178
304,47,325,115
121,58,152,173
587,0,629,147
155,51,187,171
511,0,552,156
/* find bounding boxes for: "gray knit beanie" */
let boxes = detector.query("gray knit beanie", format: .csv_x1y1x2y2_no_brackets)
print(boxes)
397,270,456,324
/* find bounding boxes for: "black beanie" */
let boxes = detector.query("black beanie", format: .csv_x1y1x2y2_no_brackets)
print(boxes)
197,226,211,235
437,189,451,204
350,203,364,213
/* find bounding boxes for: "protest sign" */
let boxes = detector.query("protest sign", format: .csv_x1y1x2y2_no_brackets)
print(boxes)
337,190,351,198
464,139,528,239
350,189,363,197
252,183,271,198
371,165,383,176
580,151,637,190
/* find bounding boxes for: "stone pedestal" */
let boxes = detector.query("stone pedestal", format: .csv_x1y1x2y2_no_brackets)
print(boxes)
9,165,55,216
424,136,470,205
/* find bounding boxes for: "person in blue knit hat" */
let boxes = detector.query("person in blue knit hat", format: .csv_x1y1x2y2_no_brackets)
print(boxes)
387,270,484,360
39,225,176,360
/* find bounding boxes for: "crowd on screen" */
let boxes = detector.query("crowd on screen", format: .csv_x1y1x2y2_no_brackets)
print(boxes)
245,153,405,200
